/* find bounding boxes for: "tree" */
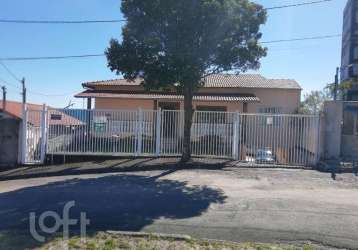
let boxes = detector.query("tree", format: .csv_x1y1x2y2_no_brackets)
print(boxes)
325,78,355,100
299,90,331,115
106,0,267,162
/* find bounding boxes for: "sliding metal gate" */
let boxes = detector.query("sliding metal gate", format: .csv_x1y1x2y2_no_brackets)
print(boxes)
23,107,321,166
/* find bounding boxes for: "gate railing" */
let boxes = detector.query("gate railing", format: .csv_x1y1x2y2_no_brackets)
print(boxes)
22,105,47,164
23,107,321,166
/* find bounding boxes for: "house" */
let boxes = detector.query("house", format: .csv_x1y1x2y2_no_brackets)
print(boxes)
75,74,302,114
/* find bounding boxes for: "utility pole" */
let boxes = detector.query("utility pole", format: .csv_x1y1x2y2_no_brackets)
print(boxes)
21,77,27,165
1,86,6,110
21,77,26,104
334,67,339,101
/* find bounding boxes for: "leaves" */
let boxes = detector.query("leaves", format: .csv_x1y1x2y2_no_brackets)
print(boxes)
299,90,331,115
105,0,267,90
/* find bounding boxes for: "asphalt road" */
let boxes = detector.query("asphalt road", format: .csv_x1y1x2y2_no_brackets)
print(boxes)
0,168,358,249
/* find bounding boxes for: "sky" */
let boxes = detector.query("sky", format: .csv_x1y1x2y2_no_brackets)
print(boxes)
0,0,347,108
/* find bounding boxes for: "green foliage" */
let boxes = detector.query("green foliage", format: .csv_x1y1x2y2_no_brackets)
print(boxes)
325,78,356,100
106,0,267,160
299,90,331,115
106,0,267,91
85,241,97,250
103,238,117,250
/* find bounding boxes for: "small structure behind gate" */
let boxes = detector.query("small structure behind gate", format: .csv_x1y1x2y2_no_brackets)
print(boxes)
23,107,321,166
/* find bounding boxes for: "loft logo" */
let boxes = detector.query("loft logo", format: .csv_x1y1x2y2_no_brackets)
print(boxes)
29,201,90,244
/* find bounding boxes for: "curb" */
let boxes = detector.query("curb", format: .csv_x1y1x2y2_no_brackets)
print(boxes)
106,230,192,241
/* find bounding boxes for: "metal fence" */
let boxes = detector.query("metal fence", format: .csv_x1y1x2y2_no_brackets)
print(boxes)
24,108,321,166
24,107,46,164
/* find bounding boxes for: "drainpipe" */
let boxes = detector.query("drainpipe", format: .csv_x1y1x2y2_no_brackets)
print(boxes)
1,86,6,111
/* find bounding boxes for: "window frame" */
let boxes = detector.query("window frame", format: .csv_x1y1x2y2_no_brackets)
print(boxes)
195,105,227,124
257,107,282,114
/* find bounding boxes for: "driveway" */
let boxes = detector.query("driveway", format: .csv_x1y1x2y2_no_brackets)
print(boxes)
1,168,358,249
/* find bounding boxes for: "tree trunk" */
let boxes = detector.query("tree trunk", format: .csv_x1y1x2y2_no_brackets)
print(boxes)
181,85,194,163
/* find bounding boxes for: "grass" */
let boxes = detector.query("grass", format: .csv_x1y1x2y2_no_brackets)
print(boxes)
33,232,321,250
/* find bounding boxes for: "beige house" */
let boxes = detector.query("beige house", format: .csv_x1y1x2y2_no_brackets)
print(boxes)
75,74,301,114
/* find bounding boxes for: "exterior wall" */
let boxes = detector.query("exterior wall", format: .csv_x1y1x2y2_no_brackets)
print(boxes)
198,88,300,114
96,98,243,112
0,116,20,168
323,101,343,160
94,87,300,114
95,98,156,110
192,101,242,112
341,102,358,159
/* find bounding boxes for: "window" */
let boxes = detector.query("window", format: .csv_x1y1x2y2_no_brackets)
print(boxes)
196,106,227,112
343,111,354,135
258,107,282,126
258,107,282,114
196,106,227,123
50,114,62,120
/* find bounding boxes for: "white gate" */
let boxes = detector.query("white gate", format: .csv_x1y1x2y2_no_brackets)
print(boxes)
22,106,47,164
23,108,321,166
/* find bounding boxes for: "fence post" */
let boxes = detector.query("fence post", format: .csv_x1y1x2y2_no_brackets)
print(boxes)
136,108,143,156
40,104,47,164
314,115,321,165
232,112,239,160
21,104,28,164
155,108,162,157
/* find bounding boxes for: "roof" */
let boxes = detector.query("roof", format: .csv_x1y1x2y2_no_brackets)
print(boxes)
83,74,302,90
75,91,260,102
1,100,37,118
0,100,83,126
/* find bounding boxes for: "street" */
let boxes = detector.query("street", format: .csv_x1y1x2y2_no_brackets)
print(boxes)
0,168,358,249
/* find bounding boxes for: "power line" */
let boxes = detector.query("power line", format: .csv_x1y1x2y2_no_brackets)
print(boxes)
0,33,342,61
0,19,126,24
0,57,82,96
0,76,21,89
265,0,333,10
0,0,334,25
0,73,79,97
0,54,105,61
0,60,22,82
27,90,80,97
261,34,341,44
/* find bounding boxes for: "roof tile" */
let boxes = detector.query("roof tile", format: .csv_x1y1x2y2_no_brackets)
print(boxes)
75,91,260,102
83,74,301,90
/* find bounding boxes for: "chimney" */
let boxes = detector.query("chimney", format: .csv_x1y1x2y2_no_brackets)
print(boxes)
1,86,6,111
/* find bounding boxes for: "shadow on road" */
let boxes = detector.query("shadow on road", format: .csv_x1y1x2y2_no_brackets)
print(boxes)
0,172,227,249
0,157,234,181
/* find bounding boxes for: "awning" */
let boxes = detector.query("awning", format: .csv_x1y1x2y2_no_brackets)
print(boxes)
75,91,260,103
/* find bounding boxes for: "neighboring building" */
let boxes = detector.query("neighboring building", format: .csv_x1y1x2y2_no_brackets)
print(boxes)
323,101,358,161
341,0,358,100
0,100,83,166
0,105,21,168
75,74,302,114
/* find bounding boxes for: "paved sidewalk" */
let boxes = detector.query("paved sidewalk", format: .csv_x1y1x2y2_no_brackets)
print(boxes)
0,157,304,181
1,168,358,249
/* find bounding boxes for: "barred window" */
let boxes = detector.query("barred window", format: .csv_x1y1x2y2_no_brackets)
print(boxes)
258,107,282,114
196,106,227,123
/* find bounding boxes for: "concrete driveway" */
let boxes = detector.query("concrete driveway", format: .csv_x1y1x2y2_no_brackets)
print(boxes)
0,168,358,249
